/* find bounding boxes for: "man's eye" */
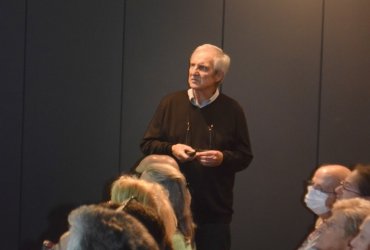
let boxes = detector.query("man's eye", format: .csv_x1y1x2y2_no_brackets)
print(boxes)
199,66,208,71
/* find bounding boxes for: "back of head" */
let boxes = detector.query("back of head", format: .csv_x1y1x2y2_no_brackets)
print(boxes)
122,199,173,250
332,198,370,238
140,164,195,245
110,175,177,242
67,204,159,250
135,155,180,174
140,164,188,213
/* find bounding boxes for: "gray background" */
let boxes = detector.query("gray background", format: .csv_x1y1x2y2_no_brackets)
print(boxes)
1,0,369,249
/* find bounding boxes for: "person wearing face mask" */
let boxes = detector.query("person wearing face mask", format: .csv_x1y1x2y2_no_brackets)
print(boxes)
298,164,350,250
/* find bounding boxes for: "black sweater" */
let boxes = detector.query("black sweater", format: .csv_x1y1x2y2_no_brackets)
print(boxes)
141,90,253,223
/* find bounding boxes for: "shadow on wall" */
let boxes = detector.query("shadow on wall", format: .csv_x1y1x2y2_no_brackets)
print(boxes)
19,203,75,250
19,176,117,250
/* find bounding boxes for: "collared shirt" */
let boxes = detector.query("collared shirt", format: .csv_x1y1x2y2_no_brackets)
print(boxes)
187,88,220,108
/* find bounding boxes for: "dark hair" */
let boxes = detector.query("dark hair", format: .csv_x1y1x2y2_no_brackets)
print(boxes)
354,164,370,197
140,166,195,246
123,200,173,250
99,200,173,250
67,204,159,250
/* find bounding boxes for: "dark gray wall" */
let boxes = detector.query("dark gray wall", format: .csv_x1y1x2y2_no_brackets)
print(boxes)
1,0,25,249
19,0,124,247
224,1,323,248
2,0,370,249
2,0,125,249
319,0,370,165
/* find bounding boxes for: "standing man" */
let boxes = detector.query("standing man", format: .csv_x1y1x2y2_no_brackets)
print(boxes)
140,44,253,250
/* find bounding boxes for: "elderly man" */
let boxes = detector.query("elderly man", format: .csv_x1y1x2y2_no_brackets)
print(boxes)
299,164,351,250
141,44,253,250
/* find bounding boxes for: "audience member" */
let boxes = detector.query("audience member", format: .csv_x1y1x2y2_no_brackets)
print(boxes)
138,156,195,249
120,199,173,250
350,215,370,250
134,154,180,174
99,199,172,250
42,232,69,250
66,204,159,250
299,164,350,250
110,175,177,246
305,164,351,219
336,164,370,200
313,198,370,250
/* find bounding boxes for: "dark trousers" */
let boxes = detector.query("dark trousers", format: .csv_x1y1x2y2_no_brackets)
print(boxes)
195,223,231,250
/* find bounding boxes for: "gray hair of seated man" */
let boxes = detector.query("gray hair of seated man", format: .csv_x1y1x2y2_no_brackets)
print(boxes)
67,204,159,250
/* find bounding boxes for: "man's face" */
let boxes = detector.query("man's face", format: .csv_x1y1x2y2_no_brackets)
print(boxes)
310,169,337,209
315,213,350,250
350,219,370,250
188,49,222,93
335,171,362,200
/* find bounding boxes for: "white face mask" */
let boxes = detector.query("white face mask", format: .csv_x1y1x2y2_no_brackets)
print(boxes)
304,186,330,215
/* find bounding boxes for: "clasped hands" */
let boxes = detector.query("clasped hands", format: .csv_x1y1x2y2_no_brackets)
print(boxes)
171,143,223,167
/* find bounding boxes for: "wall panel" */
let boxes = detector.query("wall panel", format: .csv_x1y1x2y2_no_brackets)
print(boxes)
0,0,26,248
319,0,370,165
224,0,323,249
19,1,124,248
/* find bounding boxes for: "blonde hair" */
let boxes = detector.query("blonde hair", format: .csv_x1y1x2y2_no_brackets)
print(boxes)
332,198,370,237
110,175,177,241
140,163,195,245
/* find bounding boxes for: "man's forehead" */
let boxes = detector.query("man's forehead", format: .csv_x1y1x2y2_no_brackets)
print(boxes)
191,48,218,59
190,54,214,67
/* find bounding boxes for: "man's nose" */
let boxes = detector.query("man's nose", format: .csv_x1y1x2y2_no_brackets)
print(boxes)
190,66,199,75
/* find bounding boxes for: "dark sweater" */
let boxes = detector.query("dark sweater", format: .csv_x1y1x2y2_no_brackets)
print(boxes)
141,90,253,223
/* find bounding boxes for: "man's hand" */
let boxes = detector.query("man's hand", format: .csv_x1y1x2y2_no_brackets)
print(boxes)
171,144,196,162
196,150,223,167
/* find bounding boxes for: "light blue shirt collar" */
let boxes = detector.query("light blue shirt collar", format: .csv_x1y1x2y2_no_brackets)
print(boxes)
187,88,219,108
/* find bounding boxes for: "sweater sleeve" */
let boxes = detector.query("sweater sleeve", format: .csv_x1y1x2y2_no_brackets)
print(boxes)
140,97,174,156
221,103,253,172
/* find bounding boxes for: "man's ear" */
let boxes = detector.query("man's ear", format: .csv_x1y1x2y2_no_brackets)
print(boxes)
215,70,224,82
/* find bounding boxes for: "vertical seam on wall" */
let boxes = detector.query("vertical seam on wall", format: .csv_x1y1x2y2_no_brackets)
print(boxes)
220,0,226,93
118,0,127,174
316,0,326,166
221,0,226,49
18,0,29,245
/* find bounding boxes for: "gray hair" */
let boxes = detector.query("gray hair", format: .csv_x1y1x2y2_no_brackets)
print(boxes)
67,204,159,250
192,44,231,76
332,198,370,237
110,175,177,242
140,163,195,246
